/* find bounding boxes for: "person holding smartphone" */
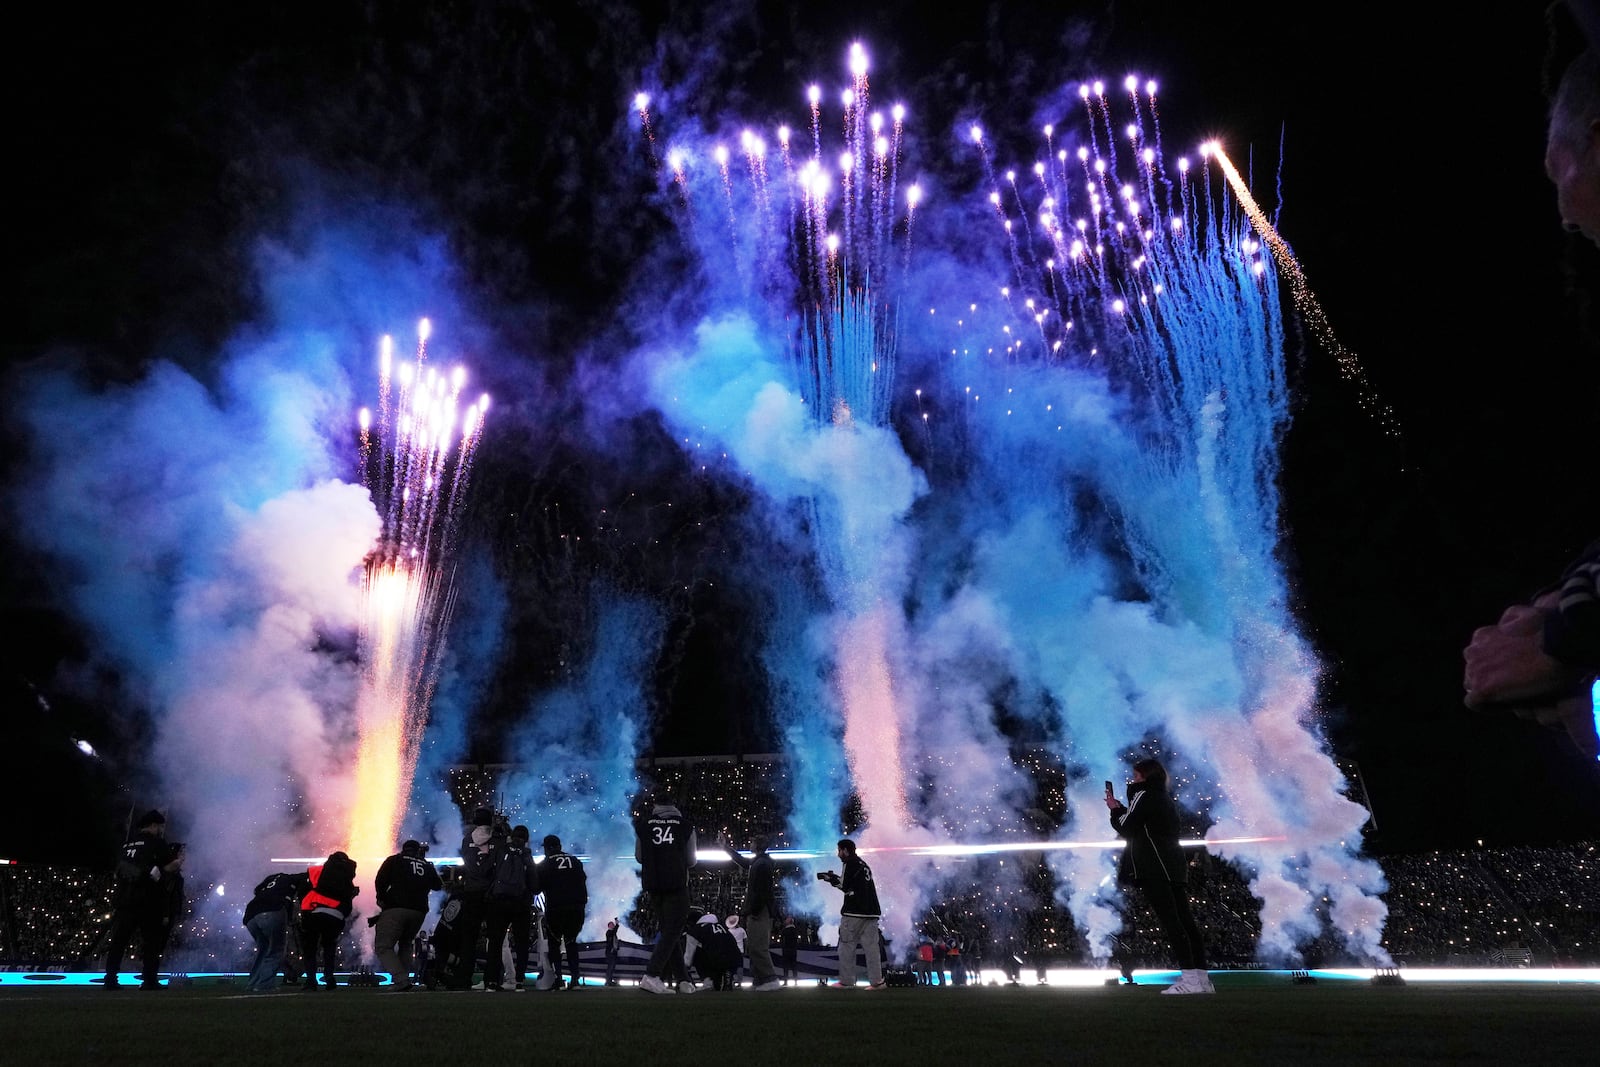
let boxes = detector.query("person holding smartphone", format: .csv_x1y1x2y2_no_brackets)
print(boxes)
1104,760,1213,995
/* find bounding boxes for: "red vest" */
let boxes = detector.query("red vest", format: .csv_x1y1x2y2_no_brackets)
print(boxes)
300,864,341,912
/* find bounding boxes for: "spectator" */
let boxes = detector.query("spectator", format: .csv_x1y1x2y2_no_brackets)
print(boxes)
605,918,621,986
780,915,799,985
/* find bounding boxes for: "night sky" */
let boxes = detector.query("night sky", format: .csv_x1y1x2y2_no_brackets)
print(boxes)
4,1,1599,865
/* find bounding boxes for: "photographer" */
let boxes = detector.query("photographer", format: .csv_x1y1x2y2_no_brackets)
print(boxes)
1105,759,1213,995
373,839,441,992
448,807,499,990
104,809,185,990
243,869,310,993
298,851,359,991
817,839,885,990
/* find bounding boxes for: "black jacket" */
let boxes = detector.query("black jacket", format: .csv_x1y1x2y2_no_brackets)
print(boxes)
635,805,696,893
375,852,443,912
1109,779,1187,886
243,871,309,925
839,854,882,918
723,845,775,918
538,850,587,910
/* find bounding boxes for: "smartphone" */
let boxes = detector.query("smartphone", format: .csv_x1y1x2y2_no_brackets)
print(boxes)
1103,780,1114,796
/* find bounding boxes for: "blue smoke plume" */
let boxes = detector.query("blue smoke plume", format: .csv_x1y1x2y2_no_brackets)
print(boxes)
630,48,1389,962
5,213,483,959
497,589,662,939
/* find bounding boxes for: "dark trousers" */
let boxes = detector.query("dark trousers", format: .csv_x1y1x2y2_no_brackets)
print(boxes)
645,889,690,980
301,911,344,986
1140,879,1207,971
449,891,486,989
484,898,530,987
546,905,585,985
105,895,169,984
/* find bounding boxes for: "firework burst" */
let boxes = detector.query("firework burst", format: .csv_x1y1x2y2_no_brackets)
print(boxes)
348,319,488,863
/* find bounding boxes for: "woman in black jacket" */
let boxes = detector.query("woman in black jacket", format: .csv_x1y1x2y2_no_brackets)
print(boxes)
1106,759,1213,995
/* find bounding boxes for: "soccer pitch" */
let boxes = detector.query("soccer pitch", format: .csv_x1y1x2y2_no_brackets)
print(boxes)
3,980,1595,1065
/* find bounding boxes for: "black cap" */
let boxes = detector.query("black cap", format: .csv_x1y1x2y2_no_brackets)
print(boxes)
511,825,530,841
137,809,165,828
542,834,561,851
401,839,424,854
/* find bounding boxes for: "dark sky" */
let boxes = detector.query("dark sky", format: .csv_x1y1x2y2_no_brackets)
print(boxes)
4,1,1599,862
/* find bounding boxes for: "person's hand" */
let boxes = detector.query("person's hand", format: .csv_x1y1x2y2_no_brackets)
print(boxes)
1103,795,1122,810
1464,602,1578,707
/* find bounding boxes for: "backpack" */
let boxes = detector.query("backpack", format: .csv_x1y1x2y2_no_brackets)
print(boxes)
489,843,533,901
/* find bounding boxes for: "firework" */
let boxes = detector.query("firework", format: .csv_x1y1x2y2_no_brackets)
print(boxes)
646,44,923,841
965,77,1389,963
348,320,488,863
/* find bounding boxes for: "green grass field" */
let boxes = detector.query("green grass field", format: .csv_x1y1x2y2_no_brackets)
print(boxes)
3,980,1597,1065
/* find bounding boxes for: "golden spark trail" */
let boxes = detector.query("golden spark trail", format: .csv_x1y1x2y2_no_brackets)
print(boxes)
1207,143,1403,443
346,321,488,862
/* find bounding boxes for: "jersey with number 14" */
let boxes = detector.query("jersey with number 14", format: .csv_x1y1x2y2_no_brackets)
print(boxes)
635,805,694,892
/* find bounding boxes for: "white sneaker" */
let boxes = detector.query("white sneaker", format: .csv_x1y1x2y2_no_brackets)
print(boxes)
676,981,699,994
638,975,674,995
752,978,784,992
500,980,517,991
1161,970,1215,995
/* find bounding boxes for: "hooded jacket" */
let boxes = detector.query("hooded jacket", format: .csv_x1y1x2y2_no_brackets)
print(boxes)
301,853,359,918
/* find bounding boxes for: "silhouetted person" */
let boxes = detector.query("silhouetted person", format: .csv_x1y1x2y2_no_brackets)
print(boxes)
104,809,184,990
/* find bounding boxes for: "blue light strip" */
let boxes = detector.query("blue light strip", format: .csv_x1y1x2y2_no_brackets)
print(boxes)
1591,679,1599,762
0,972,396,987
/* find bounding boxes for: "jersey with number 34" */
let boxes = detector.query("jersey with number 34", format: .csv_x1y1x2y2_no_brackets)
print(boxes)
636,809,693,892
